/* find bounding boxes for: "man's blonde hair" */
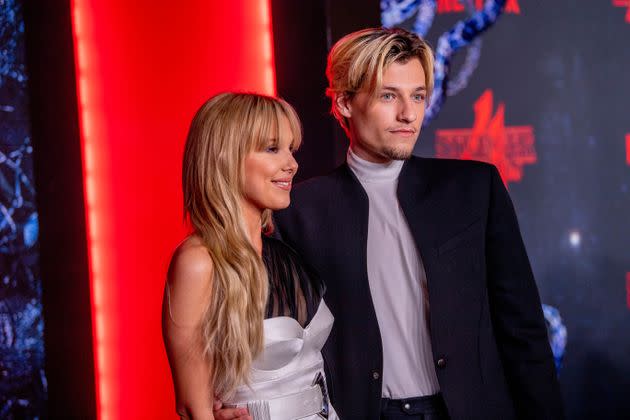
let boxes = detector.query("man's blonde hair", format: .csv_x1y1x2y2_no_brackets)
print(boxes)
325,27,434,132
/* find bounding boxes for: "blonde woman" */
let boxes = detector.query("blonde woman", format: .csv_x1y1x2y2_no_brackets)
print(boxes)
163,93,338,420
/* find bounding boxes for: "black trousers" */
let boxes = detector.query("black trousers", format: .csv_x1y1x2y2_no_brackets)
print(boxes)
380,394,449,420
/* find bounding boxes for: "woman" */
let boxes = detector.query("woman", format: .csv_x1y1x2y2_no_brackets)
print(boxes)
162,92,337,420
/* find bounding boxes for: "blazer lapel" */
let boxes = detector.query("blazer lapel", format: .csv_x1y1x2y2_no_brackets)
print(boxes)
397,157,450,337
397,157,440,266
331,163,386,355
332,163,370,267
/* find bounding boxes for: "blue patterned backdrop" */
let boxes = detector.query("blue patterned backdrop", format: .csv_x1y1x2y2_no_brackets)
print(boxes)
0,0,47,417
382,0,630,418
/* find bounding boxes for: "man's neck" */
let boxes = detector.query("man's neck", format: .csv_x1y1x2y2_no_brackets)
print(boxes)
346,147,403,183
349,143,393,164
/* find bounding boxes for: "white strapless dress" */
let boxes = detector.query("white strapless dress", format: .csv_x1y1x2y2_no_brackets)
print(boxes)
225,300,339,420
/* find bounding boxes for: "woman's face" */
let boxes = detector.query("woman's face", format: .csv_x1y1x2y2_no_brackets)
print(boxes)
242,114,298,214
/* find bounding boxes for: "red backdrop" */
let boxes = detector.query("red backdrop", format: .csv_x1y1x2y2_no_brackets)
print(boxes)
70,1,276,418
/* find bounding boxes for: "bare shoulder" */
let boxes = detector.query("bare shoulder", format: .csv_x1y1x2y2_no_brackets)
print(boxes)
168,234,214,287
164,235,214,327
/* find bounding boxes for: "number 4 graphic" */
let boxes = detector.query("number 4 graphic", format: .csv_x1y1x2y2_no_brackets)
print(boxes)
613,0,630,22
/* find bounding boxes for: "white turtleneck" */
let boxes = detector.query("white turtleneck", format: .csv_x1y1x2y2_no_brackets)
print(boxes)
347,147,440,399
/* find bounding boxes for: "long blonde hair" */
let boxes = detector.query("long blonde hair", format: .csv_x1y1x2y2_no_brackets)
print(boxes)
326,27,435,134
182,92,302,398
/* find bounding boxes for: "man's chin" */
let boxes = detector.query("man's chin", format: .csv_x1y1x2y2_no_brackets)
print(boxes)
383,146,414,161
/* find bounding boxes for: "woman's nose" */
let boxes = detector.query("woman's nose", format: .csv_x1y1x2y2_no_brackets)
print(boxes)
284,152,298,174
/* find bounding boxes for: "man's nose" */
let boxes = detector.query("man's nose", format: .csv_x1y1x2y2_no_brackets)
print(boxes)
398,98,417,123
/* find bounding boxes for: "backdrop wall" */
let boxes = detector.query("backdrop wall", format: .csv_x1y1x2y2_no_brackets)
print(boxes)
382,1,630,418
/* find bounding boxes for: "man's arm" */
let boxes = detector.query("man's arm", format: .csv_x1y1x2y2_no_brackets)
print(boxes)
485,165,564,419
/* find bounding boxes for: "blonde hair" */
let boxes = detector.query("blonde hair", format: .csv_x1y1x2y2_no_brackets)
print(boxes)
326,27,434,133
182,92,302,398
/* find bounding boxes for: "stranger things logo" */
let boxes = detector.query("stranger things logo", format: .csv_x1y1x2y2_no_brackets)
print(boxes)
437,0,521,14
434,89,536,187
613,0,630,22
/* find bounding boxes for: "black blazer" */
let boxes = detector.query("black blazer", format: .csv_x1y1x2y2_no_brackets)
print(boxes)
274,156,564,420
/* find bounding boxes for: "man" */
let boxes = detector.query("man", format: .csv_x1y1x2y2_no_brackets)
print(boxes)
217,27,563,419
277,27,562,419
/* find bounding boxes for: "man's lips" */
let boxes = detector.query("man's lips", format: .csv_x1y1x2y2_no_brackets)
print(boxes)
271,179,292,190
389,128,417,137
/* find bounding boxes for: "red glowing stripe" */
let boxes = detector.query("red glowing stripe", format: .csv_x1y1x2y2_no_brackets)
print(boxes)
626,134,630,165
626,273,630,309
70,2,105,418
263,0,277,95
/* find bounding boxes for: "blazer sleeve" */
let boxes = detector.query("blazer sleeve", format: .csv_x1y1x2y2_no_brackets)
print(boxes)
485,165,565,419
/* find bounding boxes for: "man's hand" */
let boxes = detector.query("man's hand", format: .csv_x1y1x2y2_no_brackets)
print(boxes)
212,398,251,420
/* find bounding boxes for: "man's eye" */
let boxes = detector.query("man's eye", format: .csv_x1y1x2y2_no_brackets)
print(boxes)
381,93,395,100
413,94,426,102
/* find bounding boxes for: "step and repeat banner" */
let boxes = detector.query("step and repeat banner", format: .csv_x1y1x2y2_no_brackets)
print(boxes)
382,0,630,417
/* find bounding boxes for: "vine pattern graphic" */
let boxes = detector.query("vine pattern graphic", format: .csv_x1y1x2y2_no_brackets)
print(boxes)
381,0,506,125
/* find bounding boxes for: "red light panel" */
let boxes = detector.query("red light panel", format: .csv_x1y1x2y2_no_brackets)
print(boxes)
71,1,276,418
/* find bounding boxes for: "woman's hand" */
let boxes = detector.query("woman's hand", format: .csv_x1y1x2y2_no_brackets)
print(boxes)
212,399,251,420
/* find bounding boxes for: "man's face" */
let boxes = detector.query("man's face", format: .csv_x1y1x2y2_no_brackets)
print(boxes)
337,58,427,163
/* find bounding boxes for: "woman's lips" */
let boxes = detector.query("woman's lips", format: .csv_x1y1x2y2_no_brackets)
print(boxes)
271,180,292,190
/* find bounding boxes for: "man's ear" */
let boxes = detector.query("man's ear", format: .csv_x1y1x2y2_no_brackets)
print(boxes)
335,93,352,119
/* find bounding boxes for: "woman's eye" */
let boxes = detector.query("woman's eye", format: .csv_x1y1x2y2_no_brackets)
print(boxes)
265,146,279,153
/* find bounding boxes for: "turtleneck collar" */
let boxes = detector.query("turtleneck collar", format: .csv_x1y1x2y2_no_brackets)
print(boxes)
346,147,404,183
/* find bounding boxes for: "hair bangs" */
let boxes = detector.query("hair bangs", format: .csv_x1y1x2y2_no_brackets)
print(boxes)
249,98,303,153
278,99,303,152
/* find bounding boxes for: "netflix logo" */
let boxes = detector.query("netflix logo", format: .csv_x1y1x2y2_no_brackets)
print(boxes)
437,0,521,14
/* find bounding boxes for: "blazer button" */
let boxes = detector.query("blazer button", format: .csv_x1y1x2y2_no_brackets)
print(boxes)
372,371,380,380
437,358,446,368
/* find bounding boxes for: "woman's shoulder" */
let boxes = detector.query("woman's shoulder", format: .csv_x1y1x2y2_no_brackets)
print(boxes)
165,234,213,326
168,234,213,290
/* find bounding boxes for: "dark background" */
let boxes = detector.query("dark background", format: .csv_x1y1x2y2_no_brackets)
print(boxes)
273,1,630,418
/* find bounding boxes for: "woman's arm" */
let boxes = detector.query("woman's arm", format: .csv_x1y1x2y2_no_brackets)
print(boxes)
162,238,217,419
